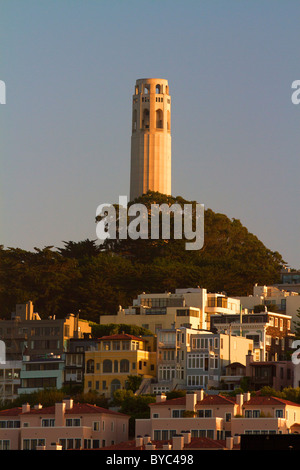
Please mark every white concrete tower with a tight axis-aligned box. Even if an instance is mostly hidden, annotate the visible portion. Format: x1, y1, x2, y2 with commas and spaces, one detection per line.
130, 78, 171, 201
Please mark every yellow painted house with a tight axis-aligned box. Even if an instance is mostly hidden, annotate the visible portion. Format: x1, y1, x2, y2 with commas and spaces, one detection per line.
84, 333, 156, 398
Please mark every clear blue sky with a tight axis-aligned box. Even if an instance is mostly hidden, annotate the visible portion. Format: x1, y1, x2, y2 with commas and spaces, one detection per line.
1, 0, 299, 269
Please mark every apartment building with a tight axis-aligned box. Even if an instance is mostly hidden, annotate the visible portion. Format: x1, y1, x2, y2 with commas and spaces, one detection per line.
18, 354, 65, 395
245, 352, 294, 391
99, 288, 241, 334
0, 398, 129, 450
135, 391, 300, 441
236, 284, 300, 331
84, 333, 156, 398
0, 301, 91, 360
64, 335, 98, 390
152, 327, 253, 394
210, 310, 294, 362
0, 361, 22, 403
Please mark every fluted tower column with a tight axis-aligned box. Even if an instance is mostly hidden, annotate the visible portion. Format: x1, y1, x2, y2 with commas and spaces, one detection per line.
130, 78, 171, 201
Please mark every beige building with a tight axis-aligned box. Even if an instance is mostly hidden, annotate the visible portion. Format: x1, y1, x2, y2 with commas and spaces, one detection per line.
0, 398, 129, 450
130, 78, 171, 201
99, 288, 241, 334
235, 284, 300, 332
135, 391, 300, 441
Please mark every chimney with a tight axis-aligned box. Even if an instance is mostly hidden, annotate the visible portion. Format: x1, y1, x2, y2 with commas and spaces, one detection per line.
55, 402, 66, 427
226, 437, 233, 450
196, 389, 204, 401
181, 431, 191, 444
156, 393, 166, 403
246, 351, 253, 375
163, 443, 172, 450
243, 392, 251, 403
49, 442, 63, 450
172, 435, 184, 451
145, 442, 156, 450
63, 398, 74, 410
185, 392, 197, 412
236, 394, 243, 415
34, 404, 43, 410
135, 436, 143, 448
233, 435, 241, 445
22, 403, 30, 413
143, 435, 151, 445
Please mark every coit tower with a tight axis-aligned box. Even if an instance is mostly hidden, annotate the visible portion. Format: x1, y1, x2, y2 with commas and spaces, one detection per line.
129, 78, 171, 201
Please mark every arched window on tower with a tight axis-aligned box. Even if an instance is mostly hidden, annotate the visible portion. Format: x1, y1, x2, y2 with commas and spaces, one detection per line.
156, 109, 163, 129
156, 84, 161, 94
142, 108, 150, 129
144, 85, 150, 95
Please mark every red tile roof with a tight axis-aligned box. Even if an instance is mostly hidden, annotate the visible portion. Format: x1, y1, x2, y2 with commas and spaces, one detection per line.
0, 407, 22, 417
0, 403, 129, 418
244, 396, 300, 408
99, 437, 239, 451
150, 394, 237, 407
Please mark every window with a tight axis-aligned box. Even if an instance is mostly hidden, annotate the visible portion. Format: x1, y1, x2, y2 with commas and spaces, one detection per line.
275, 409, 284, 418
66, 418, 81, 427
42, 419, 55, 427
253, 410, 260, 418
0, 439, 10, 450
120, 359, 129, 373
172, 409, 185, 418
103, 359, 112, 373
93, 421, 100, 431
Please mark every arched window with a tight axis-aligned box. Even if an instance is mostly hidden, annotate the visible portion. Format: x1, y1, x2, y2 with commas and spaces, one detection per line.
86, 359, 94, 374
144, 85, 150, 95
120, 359, 130, 373
111, 379, 121, 397
156, 84, 161, 94
142, 108, 150, 129
156, 109, 163, 129
103, 359, 112, 373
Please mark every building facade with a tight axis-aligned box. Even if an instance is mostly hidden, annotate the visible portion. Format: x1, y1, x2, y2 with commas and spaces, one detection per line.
135, 391, 300, 441
0, 398, 129, 450
84, 333, 156, 398
99, 288, 241, 334
0, 301, 91, 361
210, 310, 294, 362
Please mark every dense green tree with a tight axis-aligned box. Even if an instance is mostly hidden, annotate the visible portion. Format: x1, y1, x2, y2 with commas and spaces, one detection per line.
0, 192, 287, 320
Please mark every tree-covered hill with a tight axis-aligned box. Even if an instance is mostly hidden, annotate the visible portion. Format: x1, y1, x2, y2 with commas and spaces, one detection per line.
0, 192, 285, 322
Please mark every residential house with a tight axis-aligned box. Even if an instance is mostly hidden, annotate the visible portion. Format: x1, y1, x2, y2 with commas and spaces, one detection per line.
0, 301, 91, 360
0, 398, 130, 450
210, 310, 294, 361
135, 391, 300, 441
0, 361, 22, 403
19, 354, 65, 395
99, 288, 241, 334
84, 333, 156, 398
